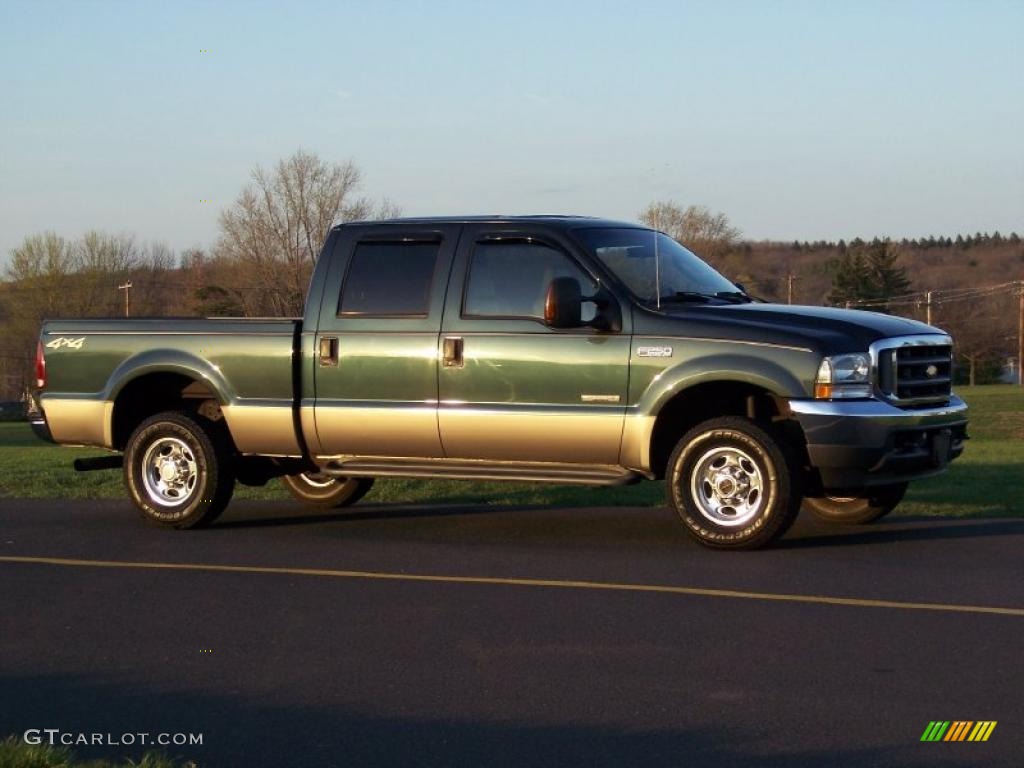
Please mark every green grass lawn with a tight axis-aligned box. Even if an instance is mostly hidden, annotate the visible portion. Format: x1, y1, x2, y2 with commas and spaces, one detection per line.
1, 386, 1020, 517
0, 736, 192, 768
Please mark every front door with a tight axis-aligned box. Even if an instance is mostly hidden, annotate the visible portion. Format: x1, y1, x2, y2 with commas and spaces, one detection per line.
438, 226, 631, 465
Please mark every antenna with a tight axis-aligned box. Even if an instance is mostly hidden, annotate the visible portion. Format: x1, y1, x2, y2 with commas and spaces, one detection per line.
654, 231, 661, 309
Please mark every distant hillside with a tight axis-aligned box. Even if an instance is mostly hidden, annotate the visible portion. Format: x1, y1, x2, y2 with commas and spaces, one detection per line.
712, 233, 1023, 306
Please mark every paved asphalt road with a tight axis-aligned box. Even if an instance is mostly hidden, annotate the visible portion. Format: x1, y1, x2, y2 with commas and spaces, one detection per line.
1, 497, 1022, 768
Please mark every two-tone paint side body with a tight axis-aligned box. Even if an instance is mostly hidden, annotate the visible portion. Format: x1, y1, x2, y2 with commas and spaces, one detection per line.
39, 318, 301, 456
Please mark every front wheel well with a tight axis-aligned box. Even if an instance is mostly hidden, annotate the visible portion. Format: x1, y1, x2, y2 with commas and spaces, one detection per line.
111, 373, 226, 450
648, 381, 805, 479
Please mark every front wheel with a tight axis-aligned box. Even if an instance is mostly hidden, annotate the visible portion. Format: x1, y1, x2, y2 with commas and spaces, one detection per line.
666, 416, 802, 550
123, 410, 235, 529
802, 483, 908, 525
281, 472, 374, 508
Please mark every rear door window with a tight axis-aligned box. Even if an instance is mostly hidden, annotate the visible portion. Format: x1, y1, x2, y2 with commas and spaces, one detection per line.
339, 241, 439, 316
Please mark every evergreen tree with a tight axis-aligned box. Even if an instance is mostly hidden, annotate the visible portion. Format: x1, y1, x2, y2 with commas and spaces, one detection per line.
866, 239, 911, 301
827, 239, 911, 311
827, 252, 873, 306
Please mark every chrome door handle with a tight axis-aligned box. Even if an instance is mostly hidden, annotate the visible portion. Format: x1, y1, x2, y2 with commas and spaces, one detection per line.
442, 336, 464, 368
319, 336, 339, 367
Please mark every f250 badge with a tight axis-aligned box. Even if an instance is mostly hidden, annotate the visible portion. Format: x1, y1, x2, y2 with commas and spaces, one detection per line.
637, 345, 673, 358
45, 337, 86, 350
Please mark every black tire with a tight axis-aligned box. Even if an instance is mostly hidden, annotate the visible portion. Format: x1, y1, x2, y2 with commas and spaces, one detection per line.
281, 472, 374, 508
123, 410, 235, 529
666, 416, 802, 550
802, 483, 908, 525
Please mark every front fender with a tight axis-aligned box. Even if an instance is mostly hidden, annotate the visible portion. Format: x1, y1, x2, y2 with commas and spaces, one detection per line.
620, 352, 815, 473
633, 353, 809, 416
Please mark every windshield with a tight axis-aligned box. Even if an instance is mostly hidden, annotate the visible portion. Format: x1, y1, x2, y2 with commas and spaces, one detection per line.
575, 227, 742, 305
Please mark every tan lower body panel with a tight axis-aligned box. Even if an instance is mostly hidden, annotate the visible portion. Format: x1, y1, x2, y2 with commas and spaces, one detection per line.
439, 406, 625, 464
221, 403, 302, 456
619, 411, 657, 473
41, 397, 113, 448
299, 402, 320, 456
314, 404, 444, 459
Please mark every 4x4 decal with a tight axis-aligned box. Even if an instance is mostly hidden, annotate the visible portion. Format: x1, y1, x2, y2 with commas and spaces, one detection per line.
45, 337, 86, 350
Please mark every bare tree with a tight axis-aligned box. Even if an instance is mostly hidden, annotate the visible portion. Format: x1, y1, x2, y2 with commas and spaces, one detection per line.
74, 231, 143, 314
216, 150, 399, 316
4, 232, 77, 317
937, 302, 1012, 385
639, 201, 741, 261
0, 231, 180, 396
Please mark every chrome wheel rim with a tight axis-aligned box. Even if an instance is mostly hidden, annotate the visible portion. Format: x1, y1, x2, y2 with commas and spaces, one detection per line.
689, 446, 765, 527
299, 472, 337, 489
142, 437, 198, 507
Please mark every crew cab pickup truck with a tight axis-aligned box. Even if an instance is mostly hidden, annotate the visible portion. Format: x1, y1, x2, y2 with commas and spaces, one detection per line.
30, 216, 968, 549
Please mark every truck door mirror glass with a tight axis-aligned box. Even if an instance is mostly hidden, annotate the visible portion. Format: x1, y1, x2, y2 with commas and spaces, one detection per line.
544, 277, 583, 328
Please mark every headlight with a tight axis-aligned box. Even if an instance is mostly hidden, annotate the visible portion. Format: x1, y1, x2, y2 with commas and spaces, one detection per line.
815, 353, 872, 399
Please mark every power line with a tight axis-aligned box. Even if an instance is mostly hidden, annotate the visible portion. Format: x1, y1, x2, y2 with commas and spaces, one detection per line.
848, 282, 1020, 308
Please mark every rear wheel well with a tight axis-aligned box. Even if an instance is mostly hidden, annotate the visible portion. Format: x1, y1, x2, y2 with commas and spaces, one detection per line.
648, 381, 804, 479
111, 373, 224, 450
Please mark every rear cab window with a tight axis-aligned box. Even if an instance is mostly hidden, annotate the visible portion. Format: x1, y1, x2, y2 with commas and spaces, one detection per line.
339, 241, 440, 316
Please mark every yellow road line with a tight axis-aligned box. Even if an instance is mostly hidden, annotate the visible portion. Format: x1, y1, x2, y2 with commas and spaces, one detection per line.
1, 555, 1022, 617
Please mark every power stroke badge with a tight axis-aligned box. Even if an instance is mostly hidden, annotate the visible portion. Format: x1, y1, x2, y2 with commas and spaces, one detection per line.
637, 345, 673, 358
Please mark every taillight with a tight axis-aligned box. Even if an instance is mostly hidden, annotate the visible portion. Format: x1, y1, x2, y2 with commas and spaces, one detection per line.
35, 341, 46, 389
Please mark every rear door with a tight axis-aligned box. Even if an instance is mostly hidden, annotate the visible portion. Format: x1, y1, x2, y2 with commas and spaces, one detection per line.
312, 224, 460, 458
437, 224, 631, 464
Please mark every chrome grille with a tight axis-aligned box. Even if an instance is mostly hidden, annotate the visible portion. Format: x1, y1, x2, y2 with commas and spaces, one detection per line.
873, 335, 954, 407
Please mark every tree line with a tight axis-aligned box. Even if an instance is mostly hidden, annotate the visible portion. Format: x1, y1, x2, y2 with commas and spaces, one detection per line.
2, 156, 1021, 399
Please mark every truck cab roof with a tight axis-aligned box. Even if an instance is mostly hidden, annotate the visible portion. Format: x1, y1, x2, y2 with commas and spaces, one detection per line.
337, 215, 643, 230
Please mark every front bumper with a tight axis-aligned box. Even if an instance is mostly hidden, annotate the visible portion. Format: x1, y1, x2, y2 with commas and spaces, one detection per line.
26, 393, 55, 444
788, 395, 968, 491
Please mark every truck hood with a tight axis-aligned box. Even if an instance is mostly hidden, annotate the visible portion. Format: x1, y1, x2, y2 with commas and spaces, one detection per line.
634, 302, 944, 355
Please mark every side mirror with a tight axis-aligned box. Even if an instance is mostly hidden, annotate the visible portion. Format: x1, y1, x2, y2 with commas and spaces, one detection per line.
544, 277, 582, 328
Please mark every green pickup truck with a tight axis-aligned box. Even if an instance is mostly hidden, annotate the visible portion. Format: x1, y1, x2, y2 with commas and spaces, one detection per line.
30, 216, 968, 549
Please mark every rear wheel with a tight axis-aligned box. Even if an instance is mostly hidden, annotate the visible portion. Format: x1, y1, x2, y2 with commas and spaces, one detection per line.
802, 483, 908, 525
666, 416, 802, 550
281, 472, 374, 508
123, 410, 235, 529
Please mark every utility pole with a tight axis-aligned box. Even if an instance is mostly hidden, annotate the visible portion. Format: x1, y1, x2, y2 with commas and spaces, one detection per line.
118, 280, 132, 318
926, 290, 934, 326
786, 273, 798, 305
1018, 279, 1023, 386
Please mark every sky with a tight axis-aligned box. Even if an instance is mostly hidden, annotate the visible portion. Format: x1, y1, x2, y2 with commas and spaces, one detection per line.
1, 0, 1022, 262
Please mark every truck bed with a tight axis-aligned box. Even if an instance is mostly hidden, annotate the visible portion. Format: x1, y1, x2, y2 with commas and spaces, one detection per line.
38, 317, 302, 454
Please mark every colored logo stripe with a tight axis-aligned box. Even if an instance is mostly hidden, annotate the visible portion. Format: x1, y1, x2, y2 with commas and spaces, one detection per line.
944, 721, 972, 741
921, 721, 996, 742
969, 722, 997, 742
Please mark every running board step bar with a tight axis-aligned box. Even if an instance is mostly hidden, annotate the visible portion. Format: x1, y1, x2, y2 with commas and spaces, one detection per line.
321, 458, 642, 486
73, 455, 124, 472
